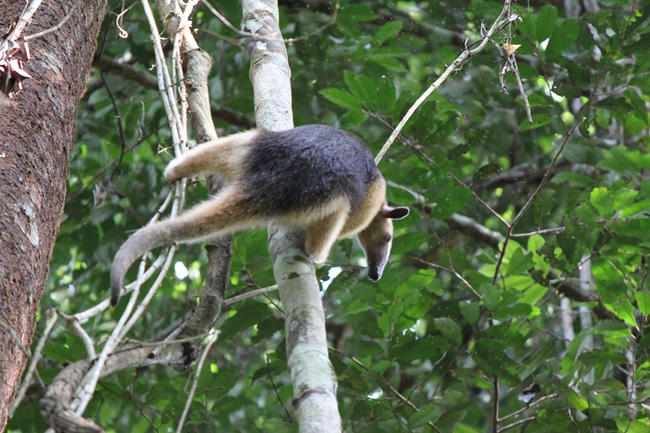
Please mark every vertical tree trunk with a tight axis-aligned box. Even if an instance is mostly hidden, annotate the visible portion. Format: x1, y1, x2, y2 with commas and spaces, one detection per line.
242, 1, 342, 431
0, 2, 106, 430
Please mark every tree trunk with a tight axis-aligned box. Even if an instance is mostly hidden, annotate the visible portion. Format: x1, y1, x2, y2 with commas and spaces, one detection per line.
0, 2, 106, 430
243, 1, 342, 431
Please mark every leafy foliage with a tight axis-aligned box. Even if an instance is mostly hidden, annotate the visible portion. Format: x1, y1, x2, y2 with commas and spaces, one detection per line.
9, 0, 650, 432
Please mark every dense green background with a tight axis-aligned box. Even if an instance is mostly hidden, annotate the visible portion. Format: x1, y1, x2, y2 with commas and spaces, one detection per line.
10, 0, 650, 431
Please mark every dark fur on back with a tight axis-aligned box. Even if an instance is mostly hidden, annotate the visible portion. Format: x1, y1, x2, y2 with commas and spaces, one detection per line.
242, 125, 379, 215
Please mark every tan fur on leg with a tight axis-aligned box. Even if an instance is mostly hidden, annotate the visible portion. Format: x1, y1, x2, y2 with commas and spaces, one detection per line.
164, 130, 259, 183
304, 205, 350, 263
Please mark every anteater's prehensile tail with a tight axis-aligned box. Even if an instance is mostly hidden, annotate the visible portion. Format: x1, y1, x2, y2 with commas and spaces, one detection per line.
110, 222, 176, 306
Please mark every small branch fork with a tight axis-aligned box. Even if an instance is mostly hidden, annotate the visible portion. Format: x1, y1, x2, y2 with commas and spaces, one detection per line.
484, 13, 533, 123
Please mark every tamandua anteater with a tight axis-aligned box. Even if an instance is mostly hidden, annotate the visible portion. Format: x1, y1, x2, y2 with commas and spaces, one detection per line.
110, 125, 409, 305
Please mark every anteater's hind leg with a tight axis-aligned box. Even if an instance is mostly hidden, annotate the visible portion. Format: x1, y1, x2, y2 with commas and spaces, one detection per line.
302, 198, 351, 264
110, 185, 262, 304
164, 130, 259, 183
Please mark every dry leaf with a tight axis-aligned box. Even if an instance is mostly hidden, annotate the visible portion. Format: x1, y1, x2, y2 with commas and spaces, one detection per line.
0, 36, 32, 97
503, 43, 521, 57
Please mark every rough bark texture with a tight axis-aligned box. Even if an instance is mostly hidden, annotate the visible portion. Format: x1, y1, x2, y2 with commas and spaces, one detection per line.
0, 1, 107, 430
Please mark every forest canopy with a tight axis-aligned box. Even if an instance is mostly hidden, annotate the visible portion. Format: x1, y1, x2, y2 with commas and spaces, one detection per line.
7, 0, 650, 432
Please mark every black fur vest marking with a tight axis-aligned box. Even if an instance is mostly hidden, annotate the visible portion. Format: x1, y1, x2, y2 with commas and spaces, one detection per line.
243, 125, 379, 215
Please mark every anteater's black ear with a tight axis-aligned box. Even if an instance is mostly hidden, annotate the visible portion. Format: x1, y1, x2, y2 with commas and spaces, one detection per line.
381, 206, 409, 220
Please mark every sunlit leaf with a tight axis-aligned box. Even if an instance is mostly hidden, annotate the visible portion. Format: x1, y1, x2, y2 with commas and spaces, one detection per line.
536, 5, 558, 42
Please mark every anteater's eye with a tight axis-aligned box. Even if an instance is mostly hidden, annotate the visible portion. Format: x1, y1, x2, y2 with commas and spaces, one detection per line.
384, 234, 392, 243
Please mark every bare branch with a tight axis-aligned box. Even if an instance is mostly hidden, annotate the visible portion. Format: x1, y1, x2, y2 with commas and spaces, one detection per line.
224, 285, 279, 306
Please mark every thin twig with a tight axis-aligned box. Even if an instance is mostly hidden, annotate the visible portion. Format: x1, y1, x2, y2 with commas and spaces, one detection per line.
3, 0, 43, 42
100, 72, 127, 179
24, 0, 81, 41
330, 348, 443, 433
408, 256, 482, 299
499, 393, 559, 422
448, 172, 510, 228
497, 416, 536, 432
266, 354, 292, 422
0, 321, 31, 359
511, 227, 565, 237
176, 331, 220, 433
492, 94, 589, 284
10, 309, 57, 416
59, 311, 96, 359
224, 285, 279, 306
201, 0, 340, 44
492, 376, 500, 432
375, 0, 514, 163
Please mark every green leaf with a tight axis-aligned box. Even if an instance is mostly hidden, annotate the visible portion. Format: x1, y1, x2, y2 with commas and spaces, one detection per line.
613, 188, 638, 212
472, 163, 502, 183
518, 13, 536, 41
580, 348, 628, 368
493, 303, 537, 320
221, 302, 271, 338
506, 247, 533, 276
551, 171, 594, 188
622, 32, 650, 54
519, 284, 548, 305
43, 344, 72, 363
390, 232, 429, 255
568, 390, 588, 411
615, 219, 650, 243
615, 419, 650, 433
344, 71, 379, 111
624, 88, 649, 126
502, 275, 534, 291
536, 5, 558, 42
620, 197, 650, 218
561, 329, 594, 374
520, 114, 552, 130
459, 300, 480, 323
589, 187, 614, 218
557, 232, 577, 263
472, 339, 520, 385
320, 88, 361, 110
434, 317, 462, 346
546, 19, 580, 59
338, 4, 378, 22
574, 204, 600, 230
521, 341, 554, 379
376, 76, 397, 113
339, 109, 368, 127
608, 299, 637, 328
428, 182, 472, 219
407, 407, 438, 430
212, 366, 239, 396
595, 107, 611, 129
435, 408, 468, 431
396, 336, 449, 363
480, 283, 501, 310
375, 21, 403, 44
